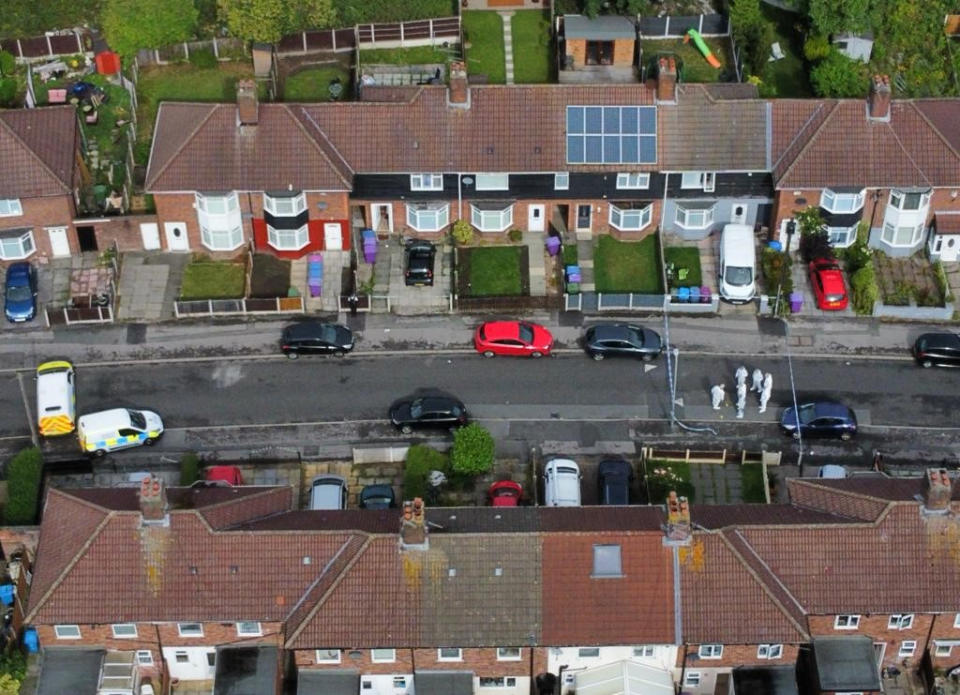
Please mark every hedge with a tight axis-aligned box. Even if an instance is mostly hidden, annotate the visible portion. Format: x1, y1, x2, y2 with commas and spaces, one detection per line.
179, 453, 200, 485
451, 424, 495, 475
404, 445, 449, 500
4, 448, 43, 525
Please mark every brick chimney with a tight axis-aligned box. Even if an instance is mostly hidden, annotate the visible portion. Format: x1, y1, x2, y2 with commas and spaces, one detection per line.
448, 61, 470, 109
139, 475, 168, 523
922, 468, 953, 513
867, 74, 891, 121
656, 57, 677, 104
237, 79, 259, 126
400, 498, 428, 549
663, 490, 691, 545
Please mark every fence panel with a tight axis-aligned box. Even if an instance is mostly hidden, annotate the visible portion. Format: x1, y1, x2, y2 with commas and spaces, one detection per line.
18, 36, 50, 58
45, 305, 113, 326
639, 13, 729, 38
455, 295, 559, 312
48, 34, 81, 55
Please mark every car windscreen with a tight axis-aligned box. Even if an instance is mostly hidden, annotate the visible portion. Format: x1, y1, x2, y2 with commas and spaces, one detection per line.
724, 266, 753, 286
6, 285, 32, 301
797, 404, 816, 425
410, 399, 424, 418
518, 323, 534, 344
318, 324, 337, 342
127, 409, 147, 429
557, 466, 578, 475
825, 292, 845, 302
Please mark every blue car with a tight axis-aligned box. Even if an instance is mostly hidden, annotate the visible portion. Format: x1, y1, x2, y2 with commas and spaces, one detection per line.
4, 262, 37, 323
780, 400, 857, 441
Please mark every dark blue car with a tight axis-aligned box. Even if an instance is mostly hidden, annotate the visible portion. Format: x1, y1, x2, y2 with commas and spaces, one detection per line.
780, 400, 857, 441
4, 262, 37, 323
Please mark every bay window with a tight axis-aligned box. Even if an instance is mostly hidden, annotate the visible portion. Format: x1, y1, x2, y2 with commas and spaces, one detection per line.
675, 203, 715, 229
820, 189, 865, 213
881, 222, 924, 247
826, 226, 856, 247
263, 192, 306, 216
889, 189, 930, 211
608, 203, 652, 231
0, 229, 35, 260
197, 192, 243, 251
470, 203, 513, 232
267, 224, 309, 251
406, 203, 449, 232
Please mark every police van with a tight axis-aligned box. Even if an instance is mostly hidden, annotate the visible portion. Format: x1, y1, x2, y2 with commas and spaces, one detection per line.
36, 361, 77, 436
77, 408, 164, 457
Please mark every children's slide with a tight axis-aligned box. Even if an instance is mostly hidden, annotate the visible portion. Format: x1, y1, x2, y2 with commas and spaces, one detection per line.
684, 28, 722, 68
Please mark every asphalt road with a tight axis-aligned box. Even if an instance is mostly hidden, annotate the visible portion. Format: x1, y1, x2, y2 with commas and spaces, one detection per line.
2, 351, 957, 467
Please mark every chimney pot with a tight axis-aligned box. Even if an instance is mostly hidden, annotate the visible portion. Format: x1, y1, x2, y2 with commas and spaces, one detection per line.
139, 474, 168, 522
657, 57, 677, 104
448, 61, 469, 108
867, 74, 891, 121
237, 79, 259, 126
400, 498, 428, 549
923, 467, 953, 512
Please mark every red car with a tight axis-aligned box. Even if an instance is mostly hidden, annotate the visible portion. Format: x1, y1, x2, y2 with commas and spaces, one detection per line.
809, 258, 849, 311
474, 321, 554, 358
204, 465, 244, 486
488, 480, 523, 506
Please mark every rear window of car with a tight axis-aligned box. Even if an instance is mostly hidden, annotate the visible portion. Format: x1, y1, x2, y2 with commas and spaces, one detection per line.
519, 323, 534, 343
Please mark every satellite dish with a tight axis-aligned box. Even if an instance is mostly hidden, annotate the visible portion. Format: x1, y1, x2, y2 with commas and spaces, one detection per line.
462, 177, 474, 185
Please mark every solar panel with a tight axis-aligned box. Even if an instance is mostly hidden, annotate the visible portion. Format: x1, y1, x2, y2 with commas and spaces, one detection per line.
566, 105, 657, 164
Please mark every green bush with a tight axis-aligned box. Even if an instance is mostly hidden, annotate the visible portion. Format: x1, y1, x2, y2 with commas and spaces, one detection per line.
760, 247, 793, 295
0, 649, 26, 682
450, 424, 495, 476
507, 228, 523, 243
561, 242, 578, 266
934, 261, 954, 302
179, 453, 200, 485
850, 263, 878, 315
404, 445, 449, 500
4, 448, 43, 525
452, 219, 474, 245
886, 280, 911, 306
0, 78, 16, 108
188, 48, 218, 69
842, 228, 872, 274
0, 51, 14, 77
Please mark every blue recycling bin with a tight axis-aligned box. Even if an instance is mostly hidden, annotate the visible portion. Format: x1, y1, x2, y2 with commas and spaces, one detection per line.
768, 240, 782, 252
361, 228, 376, 242
23, 627, 38, 653
677, 286, 691, 303
689, 286, 700, 303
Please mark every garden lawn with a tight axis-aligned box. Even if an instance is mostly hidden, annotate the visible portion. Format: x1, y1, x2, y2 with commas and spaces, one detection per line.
463, 11, 506, 84
465, 246, 523, 296
760, 3, 812, 97
643, 459, 695, 504
740, 464, 768, 503
641, 37, 731, 83
664, 246, 703, 288
360, 46, 450, 65
511, 11, 553, 83
284, 66, 351, 101
594, 235, 662, 293
180, 260, 246, 300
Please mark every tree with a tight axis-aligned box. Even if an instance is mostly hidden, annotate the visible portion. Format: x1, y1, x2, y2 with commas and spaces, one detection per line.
729, 0, 774, 77
217, 0, 336, 43
101, 0, 198, 56
450, 424, 495, 476
808, 0, 870, 35
810, 49, 870, 97
3, 447, 42, 525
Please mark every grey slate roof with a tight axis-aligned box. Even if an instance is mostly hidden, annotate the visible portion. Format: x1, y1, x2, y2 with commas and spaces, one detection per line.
564, 15, 637, 40
298, 670, 361, 695
811, 636, 882, 692
214, 646, 279, 695
37, 648, 104, 695
415, 671, 475, 695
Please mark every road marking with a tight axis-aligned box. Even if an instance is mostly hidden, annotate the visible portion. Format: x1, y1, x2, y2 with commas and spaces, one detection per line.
15, 372, 38, 448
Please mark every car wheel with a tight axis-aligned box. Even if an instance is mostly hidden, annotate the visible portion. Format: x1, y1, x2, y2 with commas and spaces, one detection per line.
286, 352, 299, 360
143, 437, 156, 446
94, 449, 107, 458
334, 350, 347, 358
642, 353, 654, 362
531, 351, 543, 358
792, 431, 801, 440
401, 424, 413, 434
591, 352, 604, 361
921, 359, 933, 368
483, 350, 495, 358
840, 432, 852, 441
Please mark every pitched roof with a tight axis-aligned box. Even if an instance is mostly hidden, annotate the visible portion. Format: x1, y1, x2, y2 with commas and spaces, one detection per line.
145, 103, 353, 192
691, 503, 859, 528
541, 531, 674, 645
0, 106, 77, 197
936, 212, 960, 234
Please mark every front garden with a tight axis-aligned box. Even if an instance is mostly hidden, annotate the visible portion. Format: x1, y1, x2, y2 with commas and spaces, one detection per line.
457, 245, 528, 297
180, 255, 246, 300
593, 235, 662, 294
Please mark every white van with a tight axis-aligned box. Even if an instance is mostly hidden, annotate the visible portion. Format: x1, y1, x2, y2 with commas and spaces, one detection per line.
309, 475, 347, 510
77, 408, 164, 457
718, 224, 757, 303
36, 360, 76, 436
544, 459, 582, 507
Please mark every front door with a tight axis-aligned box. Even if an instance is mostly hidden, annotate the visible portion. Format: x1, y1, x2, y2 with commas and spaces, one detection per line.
374, 205, 393, 234
324, 222, 343, 250
941, 236, 960, 262
585, 41, 613, 66
46, 227, 70, 257
163, 222, 190, 251
528, 205, 545, 232
140, 223, 160, 250
576, 204, 592, 230
731, 204, 748, 225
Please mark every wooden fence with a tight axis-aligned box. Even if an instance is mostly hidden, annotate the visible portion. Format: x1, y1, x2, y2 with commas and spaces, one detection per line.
174, 296, 305, 318
640, 447, 782, 466
134, 37, 246, 67
276, 16, 459, 55
277, 28, 358, 55
0, 30, 92, 61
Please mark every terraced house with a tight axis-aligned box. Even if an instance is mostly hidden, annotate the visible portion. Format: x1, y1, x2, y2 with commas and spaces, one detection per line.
22, 469, 960, 695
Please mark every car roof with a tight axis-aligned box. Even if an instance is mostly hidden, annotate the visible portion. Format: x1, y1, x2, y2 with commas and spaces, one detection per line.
482, 321, 520, 340
284, 321, 337, 340
407, 240, 435, 253
918, 332, 960, 349
78, 408, 134, 431
810, 401, 853, 418
546, 458, 579, 472
818, 268, 846, 293
5, 263, 31, 281
590, 324, 636, 341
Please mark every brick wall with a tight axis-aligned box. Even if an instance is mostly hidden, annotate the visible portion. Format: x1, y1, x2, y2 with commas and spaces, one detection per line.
0, 195, 77, 263
807, 613, 932, 667
36, 620, 282, 652
295, 647, 538, 676
85, 214, 161, 252
929, 612, 960, 668
677, 643, 799, 668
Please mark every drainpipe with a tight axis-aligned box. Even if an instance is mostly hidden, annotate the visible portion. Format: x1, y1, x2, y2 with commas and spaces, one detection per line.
458, 173, 463, 223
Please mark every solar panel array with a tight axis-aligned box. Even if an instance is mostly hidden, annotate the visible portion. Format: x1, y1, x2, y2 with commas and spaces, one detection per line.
566, 105, 657, 165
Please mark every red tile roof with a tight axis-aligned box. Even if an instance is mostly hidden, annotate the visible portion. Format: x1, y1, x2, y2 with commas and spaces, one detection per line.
936, 212, 960, 234
541, 532, 674, 645
0, 106, 77, 196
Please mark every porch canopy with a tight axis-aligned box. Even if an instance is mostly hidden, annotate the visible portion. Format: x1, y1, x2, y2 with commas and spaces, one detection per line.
574, 659, 675, 695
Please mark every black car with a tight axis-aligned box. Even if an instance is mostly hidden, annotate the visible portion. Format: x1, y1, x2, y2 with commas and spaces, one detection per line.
779, 400, 857, 441
913, 332, 960, 368
583, 324, 663, 361
389, 392, 467, 434
597, 458, 633, 505
405, 240, 436, 286
280, 321, 354, 359
359, 484, 397, 509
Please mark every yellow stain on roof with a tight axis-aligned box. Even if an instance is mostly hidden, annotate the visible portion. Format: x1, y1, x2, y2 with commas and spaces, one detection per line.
679, 539, 706, 572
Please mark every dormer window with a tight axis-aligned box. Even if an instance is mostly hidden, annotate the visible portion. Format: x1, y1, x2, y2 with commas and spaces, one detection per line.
263, 192, 306, 217
820, 189, 865, 213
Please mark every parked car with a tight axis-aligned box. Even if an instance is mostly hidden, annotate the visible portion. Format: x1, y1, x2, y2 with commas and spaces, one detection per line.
280, 321, 354, 359
913, 332, 960, 368
488, 480, 523, 507
583, 323, 662, 361
204, 465, 244, 486
597, 458, 633, 505
389, 392, 467, 434
359, 484, 396, 509
474, 320, 554, 358
779, 400, 857, 441
309, 475, 347, 510
808, 258, 849, 311
4, 261, 37, 323
405, 240, 436, 286
543, 458, 581, 507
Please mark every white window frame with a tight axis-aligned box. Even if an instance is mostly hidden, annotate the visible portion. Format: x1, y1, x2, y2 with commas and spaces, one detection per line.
881, 221, 924, 247
680, 172, 714, 191
675, 203, 715, 229
236, 621, 262, 636
821, 188, 865, 213
0, 229, 36, 260
591, 544, 624, 577
889, 189, 931, 211
470, 203, 513, 232
835, 615, 861, 629
497, 647, 522, 661
578, 647, 601, 658
410, 174, 443, 191
888, 614, 914, 630
372, 648, 396, 663
263, 192, 306, 217
175, 651, 189, 663
826, 225, 857, 248
554, 173, 569, 190
177, 622, 203, 637
392, 677, 407, 689
935, 642, 955, 657
616, 173, 650, 190
0, 199, 23, 217
698, 644, 723, 659
111, 623, 137, 639
315, 649, 341, 664
684, 672, 701, 687
954, 613, 960, 628
136, 650, 154, 666
438, 647, 462, 661
632, 646, 655, 658
267, 223, 309, 251
609, 204, 652, 232
406, 203, 449, 232
475, 173, 509, 191
54, 624, 81, 639
757, 644, 783, 659
479, 678, 517, 688
899, 640, 917, 658
197, 192, 243, 252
